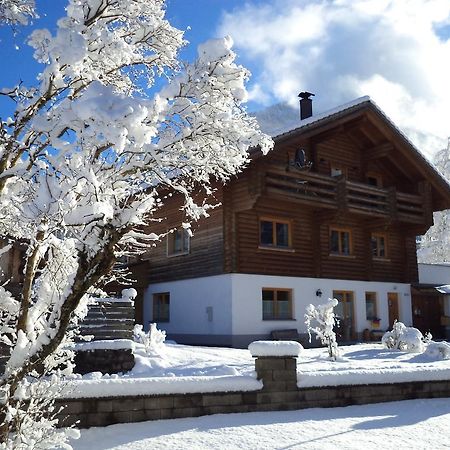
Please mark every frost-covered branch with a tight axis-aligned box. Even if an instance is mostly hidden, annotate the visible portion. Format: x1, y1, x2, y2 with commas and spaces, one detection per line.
0, 0, 35, 26
0, 0, 272, 445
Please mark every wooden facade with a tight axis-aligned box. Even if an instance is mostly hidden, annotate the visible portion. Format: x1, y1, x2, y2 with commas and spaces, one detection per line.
136, 100, 450, 294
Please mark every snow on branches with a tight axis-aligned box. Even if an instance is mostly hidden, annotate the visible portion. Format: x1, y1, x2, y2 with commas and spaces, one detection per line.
305, 298, 340, 361
0, 0, 35, 26
0, 0, 272, 446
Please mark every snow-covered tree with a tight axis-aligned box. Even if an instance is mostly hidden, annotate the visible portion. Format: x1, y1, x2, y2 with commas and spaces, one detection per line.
305, 298, 340, 361
0, 0, 272, 445
417, 140, 450, 263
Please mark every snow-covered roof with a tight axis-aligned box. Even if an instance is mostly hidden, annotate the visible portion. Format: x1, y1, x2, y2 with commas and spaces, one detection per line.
418, 262, 450, 268
268, 96, 450, 196
436, 285, 450, 294
270, 96, 371, 139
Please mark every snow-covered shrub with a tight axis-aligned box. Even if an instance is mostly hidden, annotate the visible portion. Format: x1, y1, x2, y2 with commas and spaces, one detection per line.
382, 321, 425, 353
424, 341, 450, 360
305, 298, 340, 360
121, 288, 137, 303
133, 323, 166, 355
0, 375, 80, 450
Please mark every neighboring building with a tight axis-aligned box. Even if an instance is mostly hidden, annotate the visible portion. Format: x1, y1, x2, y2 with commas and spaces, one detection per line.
412, 263, 450, 339
131, 95, 450, 348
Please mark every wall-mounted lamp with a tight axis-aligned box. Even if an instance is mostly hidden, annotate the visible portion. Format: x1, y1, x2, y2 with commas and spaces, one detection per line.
316, 289, 323, 298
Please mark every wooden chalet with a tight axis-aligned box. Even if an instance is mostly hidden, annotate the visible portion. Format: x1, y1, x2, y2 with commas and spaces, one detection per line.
131, 95, 450, 348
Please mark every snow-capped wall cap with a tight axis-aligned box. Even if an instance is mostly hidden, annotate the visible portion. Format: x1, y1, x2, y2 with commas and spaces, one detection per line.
73, 339, 135, 351
248, 340, 303, 357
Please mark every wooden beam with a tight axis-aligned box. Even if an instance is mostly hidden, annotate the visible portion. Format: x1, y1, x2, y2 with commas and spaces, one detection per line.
418, 180, 433, 228
363, 142, 394, 161
311, 213, 322, 277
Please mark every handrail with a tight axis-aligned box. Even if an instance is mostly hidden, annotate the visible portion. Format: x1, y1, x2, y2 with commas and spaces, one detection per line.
264, 167, 424, 222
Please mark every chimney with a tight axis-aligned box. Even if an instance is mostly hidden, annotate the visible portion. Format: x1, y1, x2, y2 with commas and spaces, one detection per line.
298, 91, 315, 120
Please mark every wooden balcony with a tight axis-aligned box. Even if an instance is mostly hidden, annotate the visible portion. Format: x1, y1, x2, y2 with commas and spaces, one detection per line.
265, 166, 425, 224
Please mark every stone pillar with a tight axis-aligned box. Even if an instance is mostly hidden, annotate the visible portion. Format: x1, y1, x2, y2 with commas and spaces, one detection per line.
249, 341, 302, 392
255, 355, 298, 392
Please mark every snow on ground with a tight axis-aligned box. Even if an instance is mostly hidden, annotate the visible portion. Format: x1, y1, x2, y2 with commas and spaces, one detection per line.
62, 342, 450, 398
296, 344, 450, 387
85, 342, 450, 381
71, 398, 450, 450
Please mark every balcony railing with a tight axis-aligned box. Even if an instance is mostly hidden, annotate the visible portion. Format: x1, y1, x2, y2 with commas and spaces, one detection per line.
265, 166, 424, 223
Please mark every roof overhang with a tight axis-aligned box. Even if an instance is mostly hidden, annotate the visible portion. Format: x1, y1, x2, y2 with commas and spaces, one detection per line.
412, 283, 450, 294
251, 96, 450, 212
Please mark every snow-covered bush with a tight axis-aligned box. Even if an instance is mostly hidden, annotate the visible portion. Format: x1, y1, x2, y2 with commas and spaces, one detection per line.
382, 321, 425, 353
121, 288, 137, 303
305, 298, 340, 360
133, 323, 166, 355
424, 341, 450, 360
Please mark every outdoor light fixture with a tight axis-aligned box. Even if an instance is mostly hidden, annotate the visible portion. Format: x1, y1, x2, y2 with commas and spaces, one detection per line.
316, 289, 322, 297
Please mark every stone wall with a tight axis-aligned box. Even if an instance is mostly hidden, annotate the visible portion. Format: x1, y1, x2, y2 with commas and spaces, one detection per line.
74, 349, 135, 375
57, 353, 450, 429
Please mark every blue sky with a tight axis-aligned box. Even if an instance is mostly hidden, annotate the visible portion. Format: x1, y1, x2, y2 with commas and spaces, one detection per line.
1, 0, 450, 158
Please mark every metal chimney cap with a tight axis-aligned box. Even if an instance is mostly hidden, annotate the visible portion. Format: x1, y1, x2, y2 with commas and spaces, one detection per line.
298, 91, 315, 99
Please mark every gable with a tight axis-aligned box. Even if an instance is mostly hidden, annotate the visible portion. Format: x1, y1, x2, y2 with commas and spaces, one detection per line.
257, 99, 450, 212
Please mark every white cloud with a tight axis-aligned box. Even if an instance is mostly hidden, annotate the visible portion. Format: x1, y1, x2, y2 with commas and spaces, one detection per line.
218, 0, 450, 158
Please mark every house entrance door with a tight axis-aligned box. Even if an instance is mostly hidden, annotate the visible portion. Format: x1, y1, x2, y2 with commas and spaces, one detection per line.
333, 291, 355, 341
388, 292, 399, 328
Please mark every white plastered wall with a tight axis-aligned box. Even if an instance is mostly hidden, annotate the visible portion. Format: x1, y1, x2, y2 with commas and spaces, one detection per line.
230, 274, 412, 336
143, 274, 233, 336
144, 273, 412, 338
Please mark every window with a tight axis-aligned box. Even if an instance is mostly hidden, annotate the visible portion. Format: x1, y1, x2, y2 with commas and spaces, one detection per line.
365, 292, 378, 320
371, 233, 387, 258
167, 229, 190, 256
259, 218, 291, 249
262, 288, 293, 320
366, 172, 383, 188
153, 292, 170, 322
329, 227, 352, 256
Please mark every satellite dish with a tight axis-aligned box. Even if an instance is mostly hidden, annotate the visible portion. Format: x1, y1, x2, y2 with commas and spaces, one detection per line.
295, 148, 306, 167
287, 148, 312, 171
